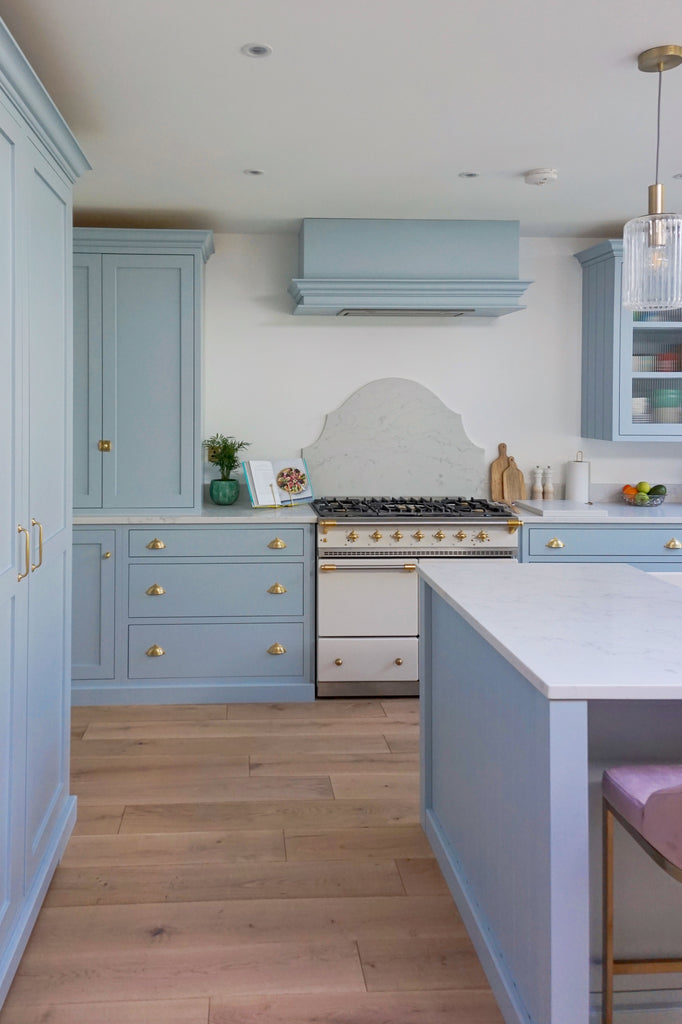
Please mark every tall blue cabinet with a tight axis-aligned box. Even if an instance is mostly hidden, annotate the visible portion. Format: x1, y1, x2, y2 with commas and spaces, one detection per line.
73, 229, 214, 512
0, 19, 89, 1007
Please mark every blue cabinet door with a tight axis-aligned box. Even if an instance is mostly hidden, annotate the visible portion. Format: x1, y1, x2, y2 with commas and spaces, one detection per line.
72, 529, 116, 680
73, 254, 102, 508
101, 254, 196, 509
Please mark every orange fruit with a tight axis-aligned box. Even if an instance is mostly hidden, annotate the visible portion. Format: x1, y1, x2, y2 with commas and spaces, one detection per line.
622, 484, 637, 495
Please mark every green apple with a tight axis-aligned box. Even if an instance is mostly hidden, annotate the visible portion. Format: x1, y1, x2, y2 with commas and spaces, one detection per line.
633, 491, 650, 504
636, 481, 651, 493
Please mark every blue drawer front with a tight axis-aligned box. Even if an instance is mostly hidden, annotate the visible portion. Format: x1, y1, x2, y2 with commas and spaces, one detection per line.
128, 622, 304, 679
527, 526, 682, 559
128, 527, 304, 557
128, 562, 303, 617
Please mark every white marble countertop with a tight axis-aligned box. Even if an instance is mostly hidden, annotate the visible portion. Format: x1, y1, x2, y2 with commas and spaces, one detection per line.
73, 498, 317, 525
514, 498, 682, 523
419, 559, 682, 700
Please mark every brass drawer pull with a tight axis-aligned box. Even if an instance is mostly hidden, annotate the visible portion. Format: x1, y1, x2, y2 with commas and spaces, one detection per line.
146, 537, 166, 550
268, 537, 287, 549
546, 537, 565, 549
267, 642, 287, 655
268, 582, 287, 594
145, 644, 165, 657
394, 657, 404, 666
664, 538, 682, 550
334, 658, 343, 666
146, 583, 166, 596
30, 518, 43, 572
98, 440, 111, 452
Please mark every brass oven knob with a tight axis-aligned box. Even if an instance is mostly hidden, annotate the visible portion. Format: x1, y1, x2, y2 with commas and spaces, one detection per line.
347, 530, 359, 542
394, 657, 404, 666
370, 530, 383, 541
434, 530, 446, 541
145, 583, 166, 596
476, 531, 490, 542
391, 530, 403, 541
268, 537, 287, 549
412, 530, 425, 541
455, 530, 467, 541
334, 658, 343, 666
146, 537, 166, 550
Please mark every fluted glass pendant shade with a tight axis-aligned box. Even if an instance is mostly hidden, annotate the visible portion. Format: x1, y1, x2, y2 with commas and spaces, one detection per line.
623, 210, 682, 311
622, 45, 682, 312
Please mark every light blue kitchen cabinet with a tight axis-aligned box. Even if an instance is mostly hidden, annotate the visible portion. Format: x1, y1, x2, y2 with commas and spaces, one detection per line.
519, 522, 682, 571
0, 18, 89, 1008
72, 529, 116, 679
71, 522, 316, 705
575, 240, 682, 441
73, 229, 214, 512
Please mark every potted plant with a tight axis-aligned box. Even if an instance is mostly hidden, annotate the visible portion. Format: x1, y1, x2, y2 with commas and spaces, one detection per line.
203, 433, 250, 505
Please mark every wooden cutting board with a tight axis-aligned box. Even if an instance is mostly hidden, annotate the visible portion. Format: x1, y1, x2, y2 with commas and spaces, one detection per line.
489, 443, 510, 501
502, 457, 527, 503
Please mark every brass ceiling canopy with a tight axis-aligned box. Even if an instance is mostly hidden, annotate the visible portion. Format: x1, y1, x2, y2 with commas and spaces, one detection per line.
637, 44, 682, 73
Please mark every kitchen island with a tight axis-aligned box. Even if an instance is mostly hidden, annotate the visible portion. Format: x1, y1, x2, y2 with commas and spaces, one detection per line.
418, 561, 682, 1024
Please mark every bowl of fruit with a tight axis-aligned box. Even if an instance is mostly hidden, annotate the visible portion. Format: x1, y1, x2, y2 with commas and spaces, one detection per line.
622, 482, 666, 506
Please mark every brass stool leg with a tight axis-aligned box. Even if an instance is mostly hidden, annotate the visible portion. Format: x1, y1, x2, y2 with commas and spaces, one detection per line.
602, 800, 614, 1024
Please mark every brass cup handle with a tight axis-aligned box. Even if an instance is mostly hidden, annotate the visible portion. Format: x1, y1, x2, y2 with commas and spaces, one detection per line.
268, 537, 287, 549
146, 583, 166, 596
268, 583, 287, 594
30, 518, 43, 572
17, 525, 30, 582
146, 538, 166, 550
145, 644, 165, 657
267, 642, 287, 655
546, 537, 565, 549
664, 538, 682, 550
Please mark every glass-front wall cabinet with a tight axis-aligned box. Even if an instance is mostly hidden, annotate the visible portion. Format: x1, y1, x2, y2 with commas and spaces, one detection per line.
576, 241, 682, 441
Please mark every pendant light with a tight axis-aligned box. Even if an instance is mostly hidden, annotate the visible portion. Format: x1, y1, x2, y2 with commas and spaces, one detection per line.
622, 45, 682, 311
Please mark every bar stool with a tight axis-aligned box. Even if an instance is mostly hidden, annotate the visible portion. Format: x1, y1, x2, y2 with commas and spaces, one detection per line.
602, 764, 682, 1024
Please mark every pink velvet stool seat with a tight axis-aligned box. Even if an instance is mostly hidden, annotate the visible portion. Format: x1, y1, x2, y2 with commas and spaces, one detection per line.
601, 764, 682, 1024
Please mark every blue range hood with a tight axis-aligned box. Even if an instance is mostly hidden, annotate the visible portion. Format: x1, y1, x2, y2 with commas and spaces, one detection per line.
288, 218, 532, 317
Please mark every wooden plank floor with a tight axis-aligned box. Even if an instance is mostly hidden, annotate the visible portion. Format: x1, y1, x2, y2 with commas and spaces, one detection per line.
0, 699, 504, 1024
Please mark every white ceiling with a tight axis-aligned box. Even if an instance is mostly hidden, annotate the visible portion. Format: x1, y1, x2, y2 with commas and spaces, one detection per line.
2, 0, 682, 236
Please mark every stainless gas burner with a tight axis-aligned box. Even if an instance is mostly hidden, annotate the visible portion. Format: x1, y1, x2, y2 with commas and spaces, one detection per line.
310, 496, 517, 519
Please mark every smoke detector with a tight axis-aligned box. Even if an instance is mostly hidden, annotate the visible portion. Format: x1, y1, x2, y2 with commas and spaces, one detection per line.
524, 168, 558, 186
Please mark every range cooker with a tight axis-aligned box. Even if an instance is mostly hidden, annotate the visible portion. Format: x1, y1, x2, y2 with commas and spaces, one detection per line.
311, 496, 522, 697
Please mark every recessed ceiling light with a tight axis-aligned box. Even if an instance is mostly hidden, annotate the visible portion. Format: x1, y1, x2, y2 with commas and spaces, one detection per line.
243, 169, 265, 176
240, 43, 272, 58
458, 171, 480, 178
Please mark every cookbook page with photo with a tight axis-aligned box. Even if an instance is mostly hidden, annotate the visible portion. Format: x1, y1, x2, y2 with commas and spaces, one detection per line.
242, 458, 313, 507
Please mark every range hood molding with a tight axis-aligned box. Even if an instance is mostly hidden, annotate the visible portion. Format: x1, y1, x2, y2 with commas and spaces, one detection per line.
288, 218, 532, 318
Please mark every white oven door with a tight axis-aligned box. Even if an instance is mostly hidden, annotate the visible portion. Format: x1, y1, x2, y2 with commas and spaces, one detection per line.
317, 557, 419, 637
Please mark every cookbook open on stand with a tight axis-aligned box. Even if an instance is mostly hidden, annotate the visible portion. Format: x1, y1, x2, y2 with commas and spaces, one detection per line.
242, 458, 314, 508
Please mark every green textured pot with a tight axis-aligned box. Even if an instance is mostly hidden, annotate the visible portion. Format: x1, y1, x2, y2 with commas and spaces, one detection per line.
209, 479, 239, 505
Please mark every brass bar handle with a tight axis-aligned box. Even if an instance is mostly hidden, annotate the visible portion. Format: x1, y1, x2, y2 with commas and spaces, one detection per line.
146, 583, 166, 596
268, 537, 287, 549
31, 518, 43, 572
146, 538, 166, 550
546, 537, 565, 549
507, 519, 523, 535
267, 642, 287, 655
664, 538, 682, 550
17, 525, 30, 582
320, 563, 417, 572
145, 644, 165, 657
268, 583, 287, 594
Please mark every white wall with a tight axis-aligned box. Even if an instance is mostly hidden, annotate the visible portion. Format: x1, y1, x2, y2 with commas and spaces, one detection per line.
203, 233, 682, 497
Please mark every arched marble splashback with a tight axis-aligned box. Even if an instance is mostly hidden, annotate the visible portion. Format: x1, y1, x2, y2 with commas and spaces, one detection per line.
302, 378, 487, 497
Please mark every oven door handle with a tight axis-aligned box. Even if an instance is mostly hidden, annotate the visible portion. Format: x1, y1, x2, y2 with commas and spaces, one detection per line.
319, 563, 417, 572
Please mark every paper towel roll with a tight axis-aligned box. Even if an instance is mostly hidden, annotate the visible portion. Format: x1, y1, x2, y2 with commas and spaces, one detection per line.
565, 454, 590, 503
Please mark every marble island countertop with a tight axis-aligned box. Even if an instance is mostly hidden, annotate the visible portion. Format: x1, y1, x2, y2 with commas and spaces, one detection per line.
419, 559, 682, 701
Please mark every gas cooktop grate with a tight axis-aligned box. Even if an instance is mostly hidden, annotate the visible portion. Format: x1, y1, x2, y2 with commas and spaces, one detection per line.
311, 496, 517, 519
